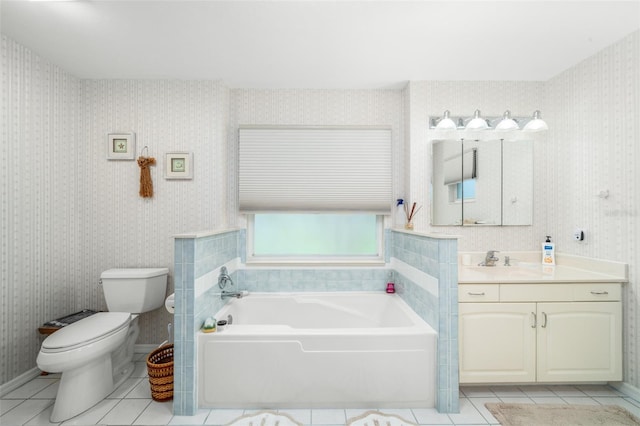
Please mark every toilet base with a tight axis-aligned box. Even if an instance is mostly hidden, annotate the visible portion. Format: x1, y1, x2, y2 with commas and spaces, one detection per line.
48, 318, 139, 422
51, 353, 115, 422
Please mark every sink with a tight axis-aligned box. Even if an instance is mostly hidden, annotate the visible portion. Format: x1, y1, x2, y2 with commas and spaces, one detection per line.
462, 264, 544, 278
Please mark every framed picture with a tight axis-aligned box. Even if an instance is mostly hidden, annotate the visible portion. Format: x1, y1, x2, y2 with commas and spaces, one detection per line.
107, 132, 136, 160
165, 152, 193, 179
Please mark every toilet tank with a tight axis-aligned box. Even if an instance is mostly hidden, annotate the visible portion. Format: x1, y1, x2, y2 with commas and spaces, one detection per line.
100, 268, 169, 313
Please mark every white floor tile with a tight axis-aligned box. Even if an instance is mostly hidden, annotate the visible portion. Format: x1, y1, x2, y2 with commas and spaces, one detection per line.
278, 409, 312, 425
1, 398, 24, 414
203, 408, 246, 425
576, 385, 623, 397
108, 378, 143, 399
550, 385, 587, 397
518, 385, 555, 397
32, 381, 60, 399
411, 407, 453, 425
169, 408, 211, 425
3, 379, 59, 399
460, 386, 495, 398
490, 386, 526, 398
528, 396, 567, 405
131, 362, 149, 378
24, 404, 61, 426
311, 409, 346, 425
468, 397, 501, 424
126, 379, 152, 399
60, 398, 119, 425
100, 399, 150, 425
133, 400, 174, 425
446, 398, 487, 425
0, 399, 53, 426
497, 397, 534, 404
560, 397, 601, 405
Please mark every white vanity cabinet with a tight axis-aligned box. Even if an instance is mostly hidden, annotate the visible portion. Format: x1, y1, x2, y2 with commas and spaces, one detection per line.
459, 282, 622, 384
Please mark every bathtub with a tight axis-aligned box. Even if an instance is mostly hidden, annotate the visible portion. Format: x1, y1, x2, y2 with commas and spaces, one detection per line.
197, 292, 436, 408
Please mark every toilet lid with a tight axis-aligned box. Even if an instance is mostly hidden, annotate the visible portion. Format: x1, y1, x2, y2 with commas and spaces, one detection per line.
42, 312, 131, 350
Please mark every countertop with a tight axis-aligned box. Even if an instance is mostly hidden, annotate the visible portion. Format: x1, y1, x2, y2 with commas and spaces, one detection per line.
458, 252, 628, 284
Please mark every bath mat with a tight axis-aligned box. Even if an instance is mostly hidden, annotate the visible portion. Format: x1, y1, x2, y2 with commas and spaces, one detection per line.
346, 410, 417, 426
225, 410, 303, 426
485, 403, 640, 426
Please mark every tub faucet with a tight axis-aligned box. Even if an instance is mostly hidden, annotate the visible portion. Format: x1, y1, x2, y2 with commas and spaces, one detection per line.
479, 250, 500, 267
218, 266, 233, 289
221, 290, 245, 300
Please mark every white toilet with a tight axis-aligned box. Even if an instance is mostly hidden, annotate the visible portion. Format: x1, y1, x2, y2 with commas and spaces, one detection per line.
37, 268, 169, 422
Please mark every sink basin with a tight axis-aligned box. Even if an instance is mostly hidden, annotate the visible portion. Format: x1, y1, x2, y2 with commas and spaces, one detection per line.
462, 264, 544, 278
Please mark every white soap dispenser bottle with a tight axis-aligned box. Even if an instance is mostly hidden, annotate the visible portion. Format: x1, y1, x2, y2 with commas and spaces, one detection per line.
542, 235, 556, 265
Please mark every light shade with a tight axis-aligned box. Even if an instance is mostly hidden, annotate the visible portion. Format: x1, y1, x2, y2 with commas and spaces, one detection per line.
466, 109, 489, 130
435, 110, 458, 130
523, 110, 549, 132
496, 110, 519, 131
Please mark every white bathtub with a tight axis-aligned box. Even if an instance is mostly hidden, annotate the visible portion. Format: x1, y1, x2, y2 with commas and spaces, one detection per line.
197, 292, 436, 408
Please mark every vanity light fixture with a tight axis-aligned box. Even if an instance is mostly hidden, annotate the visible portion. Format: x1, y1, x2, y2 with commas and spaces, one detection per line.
495, 110, 519, 131
434, 110, 458, 130
465, 110, 489, 130
522, 110, 549, 132
429, 110, 548, 132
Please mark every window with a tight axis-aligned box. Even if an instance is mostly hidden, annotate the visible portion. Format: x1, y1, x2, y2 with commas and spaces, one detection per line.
457, 179, 477, 201
248, 213, 383, 263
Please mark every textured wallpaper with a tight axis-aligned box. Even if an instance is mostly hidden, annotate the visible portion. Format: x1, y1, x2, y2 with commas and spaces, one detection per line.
1, 35, 230, 384
2, 30, 639, 395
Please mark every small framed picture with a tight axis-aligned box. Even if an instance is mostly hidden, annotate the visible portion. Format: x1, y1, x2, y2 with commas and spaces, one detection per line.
165, 152, 193, 179
107, 133, 136, 160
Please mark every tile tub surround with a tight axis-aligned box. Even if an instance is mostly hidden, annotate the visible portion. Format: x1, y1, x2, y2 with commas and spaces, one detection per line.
173, 228, 459, 415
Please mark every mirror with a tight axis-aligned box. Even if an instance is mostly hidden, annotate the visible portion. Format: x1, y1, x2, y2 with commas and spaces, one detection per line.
430, 138, 533, 226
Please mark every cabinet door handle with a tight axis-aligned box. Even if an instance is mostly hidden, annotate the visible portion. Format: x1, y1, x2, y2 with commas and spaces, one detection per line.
531, 312, 537, 328
467, 292, 485, 296
590, 291, 609, 295
541, 312, 548, 328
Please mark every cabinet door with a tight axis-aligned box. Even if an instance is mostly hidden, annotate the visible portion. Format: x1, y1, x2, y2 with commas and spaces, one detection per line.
459, 303, 536, 383
537, 302, 622, 382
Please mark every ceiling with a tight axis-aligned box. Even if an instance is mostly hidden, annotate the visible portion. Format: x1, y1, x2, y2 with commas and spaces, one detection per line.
2, 0, 639, 89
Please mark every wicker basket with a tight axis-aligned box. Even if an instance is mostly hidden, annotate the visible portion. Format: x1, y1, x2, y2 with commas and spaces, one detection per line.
146, 344, 174, 402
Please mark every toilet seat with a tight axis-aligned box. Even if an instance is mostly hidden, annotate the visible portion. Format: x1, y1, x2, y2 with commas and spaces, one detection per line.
42, 312, 131, 353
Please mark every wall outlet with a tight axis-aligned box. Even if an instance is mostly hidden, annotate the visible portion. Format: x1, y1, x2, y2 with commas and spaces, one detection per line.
573, 228, 585, 241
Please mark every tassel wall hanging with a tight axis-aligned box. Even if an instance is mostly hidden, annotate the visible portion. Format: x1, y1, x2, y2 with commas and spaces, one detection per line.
137, 146, 156, 198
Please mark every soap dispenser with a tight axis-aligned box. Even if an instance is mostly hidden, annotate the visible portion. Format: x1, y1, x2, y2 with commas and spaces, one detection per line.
386, 271, 395, 294
542, 236, 556, 265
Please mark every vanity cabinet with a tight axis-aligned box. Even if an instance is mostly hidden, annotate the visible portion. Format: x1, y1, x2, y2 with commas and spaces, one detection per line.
459, 283, 622, 384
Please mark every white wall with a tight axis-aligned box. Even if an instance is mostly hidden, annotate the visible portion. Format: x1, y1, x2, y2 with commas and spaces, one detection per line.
1, 35, 230, 384
2, 30, 639, 392
543, 31, 639, 388
408, 31, 640, 390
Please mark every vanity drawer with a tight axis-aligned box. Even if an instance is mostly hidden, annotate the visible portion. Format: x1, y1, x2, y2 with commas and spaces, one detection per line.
573, 283, 621, 301
459, 284, 499, 302
500, 284, 574, 302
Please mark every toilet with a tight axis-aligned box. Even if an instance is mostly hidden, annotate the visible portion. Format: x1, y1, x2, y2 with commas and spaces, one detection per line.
37, 268, 169, 422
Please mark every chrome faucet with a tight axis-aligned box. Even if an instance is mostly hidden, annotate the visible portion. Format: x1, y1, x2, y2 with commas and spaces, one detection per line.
221, 290, 244, 300
218, 266, 233, 289
479, 250, 500, 267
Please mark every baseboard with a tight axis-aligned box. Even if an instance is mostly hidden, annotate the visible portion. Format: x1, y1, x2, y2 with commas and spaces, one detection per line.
135, 343, 166, 354
611, 381, 640, 402
0, 367, 41, 398
1, 345, 167, 397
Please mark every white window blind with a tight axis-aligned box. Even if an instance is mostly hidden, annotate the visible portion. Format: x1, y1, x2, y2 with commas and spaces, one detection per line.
239, 126, 392, 213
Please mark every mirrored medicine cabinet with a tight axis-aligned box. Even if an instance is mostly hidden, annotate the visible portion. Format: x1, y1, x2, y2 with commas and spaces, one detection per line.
430, 138, 533, 226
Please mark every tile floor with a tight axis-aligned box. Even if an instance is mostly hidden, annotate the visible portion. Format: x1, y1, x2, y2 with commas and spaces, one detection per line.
3, 353, 640, 425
